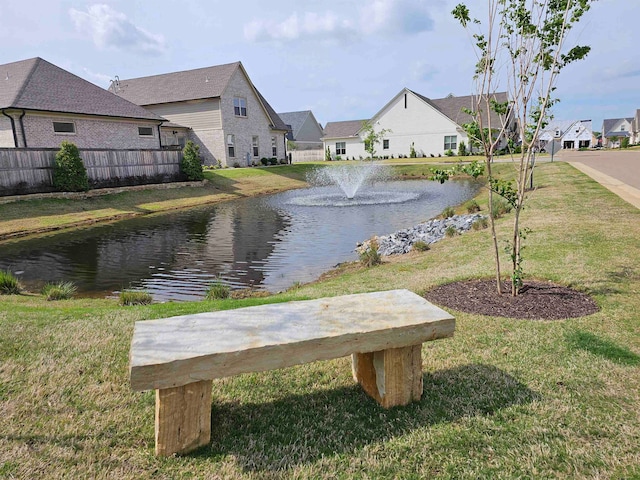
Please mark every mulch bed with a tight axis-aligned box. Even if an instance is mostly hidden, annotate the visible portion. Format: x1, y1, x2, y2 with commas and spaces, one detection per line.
423, 279, 600, 320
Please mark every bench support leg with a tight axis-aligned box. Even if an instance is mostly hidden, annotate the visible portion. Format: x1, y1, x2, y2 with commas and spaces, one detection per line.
155, 380, 212, 456
352, 344, 423, 408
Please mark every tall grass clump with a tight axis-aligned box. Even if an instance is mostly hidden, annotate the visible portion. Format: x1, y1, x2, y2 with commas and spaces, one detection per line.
491, 197, 513, 219
205, 279, 231, 300
465, 199, 481, 213
119, 289, 153, 306
472, 217, 489, 230
413, 240, 430, 252
441, 206, 455, 218
0, 269, 21, 295
359, 237, 382, 267
41, 281, 77, 301
445, 225, 458, 237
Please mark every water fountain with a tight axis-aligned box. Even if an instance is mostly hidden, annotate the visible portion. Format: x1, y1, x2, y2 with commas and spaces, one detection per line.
288, 163, 421, 207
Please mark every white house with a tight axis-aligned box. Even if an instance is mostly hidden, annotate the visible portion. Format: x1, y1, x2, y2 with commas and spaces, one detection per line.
322, 88, 512, 160
602, 117, 633, 148
539, 119, 593, 152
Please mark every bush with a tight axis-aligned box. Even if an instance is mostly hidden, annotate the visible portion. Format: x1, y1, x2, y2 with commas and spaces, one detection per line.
621, 137, 630, 149
205, 279, 230, 300
269, 158, 278, 165
444, 149, 454, 157
445, 225, 458, 237
409, 142, 417, 158
491, 197, 513, 219
458, 141, 467, 156
260, 157, 269, 166
42, 281, 77, 301
53, 141, 89, 192
232, 162, 241, 168
0, 270, 21, 295
472, 217, 489, 230
441, 206, 455, 218
119, 290, 153, 306
413, 240, 430, 252
359, 238, 382, 267
465, 199, 481, 213
180, 141, 204, 181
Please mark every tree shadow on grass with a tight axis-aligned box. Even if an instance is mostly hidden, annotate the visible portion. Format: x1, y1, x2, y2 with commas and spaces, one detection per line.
566, 330, 640, 366
201, 363, 539, 472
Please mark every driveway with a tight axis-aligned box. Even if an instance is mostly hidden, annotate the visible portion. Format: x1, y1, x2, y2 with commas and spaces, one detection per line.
555, 149, 640, 209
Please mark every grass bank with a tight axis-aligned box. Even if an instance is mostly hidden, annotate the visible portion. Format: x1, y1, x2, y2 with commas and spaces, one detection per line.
1, 162, 639, 478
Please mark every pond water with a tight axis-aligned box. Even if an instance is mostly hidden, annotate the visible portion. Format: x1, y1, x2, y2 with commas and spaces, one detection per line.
0, 178, 481, 301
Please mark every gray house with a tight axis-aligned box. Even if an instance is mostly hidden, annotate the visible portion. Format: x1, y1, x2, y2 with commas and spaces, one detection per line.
602, 117, 633, 148
0, 57, 165, 149
278, 110, 324, 150
111, 62, 288, 166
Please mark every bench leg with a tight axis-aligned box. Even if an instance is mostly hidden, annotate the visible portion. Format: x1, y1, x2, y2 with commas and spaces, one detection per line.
155, 380, 212, 456
352, 344, 423, 408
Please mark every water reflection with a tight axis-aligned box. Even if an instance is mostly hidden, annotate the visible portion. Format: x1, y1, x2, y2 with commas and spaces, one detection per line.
0, 179, 480, 301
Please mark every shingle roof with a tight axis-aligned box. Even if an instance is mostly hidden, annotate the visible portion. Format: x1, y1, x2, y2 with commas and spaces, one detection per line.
111, 62, 240, 106
603, 118, 633, 136
425, 91, 509, 128
255, 89, 288, 131
323, 119, 367, 139
278, 111, 310, 137
0, 57, 163, 121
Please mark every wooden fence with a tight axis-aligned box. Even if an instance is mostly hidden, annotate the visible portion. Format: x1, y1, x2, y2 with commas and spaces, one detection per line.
290, 149, 325, 163
0, 148, 183, 196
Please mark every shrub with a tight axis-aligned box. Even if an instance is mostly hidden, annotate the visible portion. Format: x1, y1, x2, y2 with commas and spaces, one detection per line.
621, 137, 630, 149
445, 225, 458, 237
53, 141, 89, 192
260, 157, 269, 166
232, 162, 241, 168
413, 240, 430, 252
441, 206, 455, 218
119, 289, 152, 306
0, 270, 21, 295
42, 281, 77, 301
472, 217, 489, 230
465, 199, 481, 213
325, 147, 332, 161
458, 141, 467, 156
491, 197, 513, 219
359, 237, 382, 267
444, 149, 454, 157
205, 279, 230, 300
409, 142, 417, 158
180, 141, 204, 181
269, 158, 278, 165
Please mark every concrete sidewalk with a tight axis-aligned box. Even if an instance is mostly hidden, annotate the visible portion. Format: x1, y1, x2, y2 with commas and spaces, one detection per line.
556, 150, 640, 209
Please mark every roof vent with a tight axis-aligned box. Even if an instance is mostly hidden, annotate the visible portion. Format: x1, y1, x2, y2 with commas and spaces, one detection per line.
5, 72, 8, 81
205, 76, 210, 83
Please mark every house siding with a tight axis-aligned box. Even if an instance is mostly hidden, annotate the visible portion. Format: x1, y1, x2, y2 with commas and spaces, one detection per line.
20, 113, 160, 149
146, 99, 222, 130
0, 116, 14, 147
220, 68, 286, 166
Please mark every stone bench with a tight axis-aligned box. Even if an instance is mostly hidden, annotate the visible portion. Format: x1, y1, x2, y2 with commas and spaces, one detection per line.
129, 289, 455, 456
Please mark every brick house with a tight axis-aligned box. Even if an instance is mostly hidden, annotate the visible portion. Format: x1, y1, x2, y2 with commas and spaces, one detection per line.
110, 62, 288, 167
0, 57, 165, 149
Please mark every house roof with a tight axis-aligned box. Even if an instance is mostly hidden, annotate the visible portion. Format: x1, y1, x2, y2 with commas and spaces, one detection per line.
112, 61, 287, 131
0, 57, 163, 121
425, 91, 509, 128
323, 119, 367, 139
111, 62, 240, 106
603, 117, 633, 136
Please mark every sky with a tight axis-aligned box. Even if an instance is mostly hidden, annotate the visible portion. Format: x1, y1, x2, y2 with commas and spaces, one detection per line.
1, 0, 638, 132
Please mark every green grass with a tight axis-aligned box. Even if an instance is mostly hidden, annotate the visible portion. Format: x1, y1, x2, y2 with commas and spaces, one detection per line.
0, 162, 639, 478
41, 281, 77, 301
119, 289, 153, 306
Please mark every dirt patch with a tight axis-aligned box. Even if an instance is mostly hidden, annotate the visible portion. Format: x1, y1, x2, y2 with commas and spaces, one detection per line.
424, 279, 599, 320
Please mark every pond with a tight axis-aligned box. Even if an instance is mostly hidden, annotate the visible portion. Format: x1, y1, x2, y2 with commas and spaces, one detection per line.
0, 178, 481, 301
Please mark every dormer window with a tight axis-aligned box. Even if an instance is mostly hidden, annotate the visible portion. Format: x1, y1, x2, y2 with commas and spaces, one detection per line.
234, 97, 247, 117
620, 125, 625, 131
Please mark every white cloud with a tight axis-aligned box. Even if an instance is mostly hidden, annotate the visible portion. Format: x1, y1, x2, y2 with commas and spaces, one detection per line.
69, 4, 166, 55
244, 0, 434, 43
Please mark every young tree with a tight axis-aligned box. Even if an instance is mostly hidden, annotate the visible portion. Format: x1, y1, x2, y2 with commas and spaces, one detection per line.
180, 140, 204, 181
361, 121, 391, 160
448, 0, 593, 296
53, 141, 89, 192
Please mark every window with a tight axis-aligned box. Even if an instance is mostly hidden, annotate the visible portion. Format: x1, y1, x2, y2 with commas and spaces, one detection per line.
252, 136, 259, 157
404, 93, 407, 109
227, 134, 235, 157
138, 126, 154, 137
271, 136, 277, 156
234, 97, 247, 117
53, 121, 75, 134
335, 142, 346, 155
383, 139, 389, 150
620, 125, 625, 131
444, 135, 457, 151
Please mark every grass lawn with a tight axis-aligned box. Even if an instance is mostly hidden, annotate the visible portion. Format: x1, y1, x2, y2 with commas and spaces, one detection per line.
0, 162, 639, 478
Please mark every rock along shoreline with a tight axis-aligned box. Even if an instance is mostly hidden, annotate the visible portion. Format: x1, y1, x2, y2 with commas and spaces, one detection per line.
357, 213, 486, 256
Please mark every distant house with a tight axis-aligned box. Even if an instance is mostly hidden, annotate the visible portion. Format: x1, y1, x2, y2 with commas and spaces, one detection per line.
111, 62, 288, 166
322, 88, 513, 159
602, 117, 633, 148
0, 57, 165, 149
539, 119, 593, 152
278, 110, 324, 150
